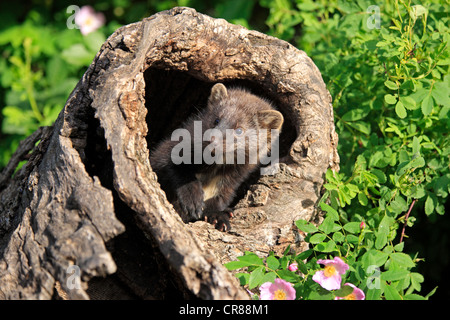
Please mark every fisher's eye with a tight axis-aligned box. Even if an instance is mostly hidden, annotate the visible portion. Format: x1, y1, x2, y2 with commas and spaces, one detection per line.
234, 127, 244, 136
214, 118, 220, 126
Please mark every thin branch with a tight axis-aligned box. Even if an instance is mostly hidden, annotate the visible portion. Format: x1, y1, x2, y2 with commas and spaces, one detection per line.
399, 199, 416, 243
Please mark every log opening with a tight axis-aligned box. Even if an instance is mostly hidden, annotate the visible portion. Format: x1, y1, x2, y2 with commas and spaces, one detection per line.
144, 67, 298, 208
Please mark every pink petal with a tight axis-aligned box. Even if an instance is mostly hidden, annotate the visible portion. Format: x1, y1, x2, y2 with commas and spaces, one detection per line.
317, 257, 349, 275
288, 262, 298, 272
335, 283, 366, 300
274, 278, 296, 300
312, 270, 342, 291
333, 257, 349, 274
259, 282, 274, 300
74, 6, 105, 35
345, 283, 365, 300
259, 279, 296, 300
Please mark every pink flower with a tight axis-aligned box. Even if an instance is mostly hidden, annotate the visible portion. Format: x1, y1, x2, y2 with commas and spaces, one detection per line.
260, 278, 296, 300
288, 262, 298, 272
312, 256, 349, 291
360, 221, 366, 229
75, 6, 105, 35
335, 283, 365, 300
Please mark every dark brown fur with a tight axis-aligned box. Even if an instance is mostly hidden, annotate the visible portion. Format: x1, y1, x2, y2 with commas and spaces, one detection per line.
150, 84, 283, 230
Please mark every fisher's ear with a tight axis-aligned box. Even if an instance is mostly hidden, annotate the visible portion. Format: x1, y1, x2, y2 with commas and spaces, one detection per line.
208, 83, 228, 105
257, 110, 284, 130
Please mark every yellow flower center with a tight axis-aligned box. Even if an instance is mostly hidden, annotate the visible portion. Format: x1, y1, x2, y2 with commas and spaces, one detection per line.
85, 16, 94, 26
273, 289, 287, 300
324, 265, 337, 277
344, 293, 356, 300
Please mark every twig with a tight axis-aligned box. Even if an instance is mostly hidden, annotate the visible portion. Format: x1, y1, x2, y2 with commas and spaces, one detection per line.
399, 199, 417, 243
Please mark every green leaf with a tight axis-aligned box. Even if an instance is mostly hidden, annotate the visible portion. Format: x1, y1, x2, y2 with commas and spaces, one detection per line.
297, 260, 308, 274
2, 106, 36, 135
83, 31, 106, 53
384, 94, 397, 105
347, 121, 371, 135
313, 240, 336, 253
410, 272, 424, 292
61, 43, 94, 67
332, 231, 345, 243
309, 233, 327, 244
384, 80, 398, 90
425, 286, 438, 299
381, 269, 410, 281
399, 96, 418, 110
383, 282, 403, 300
421, 95, 433, 116
395, 101, 407, 118
390, 194, 408, 215
394, 242, 405, 252
318, 216, 337, 234
412, 136, 421, 154
346, 234, 359, 244
366, 288, 382, 300
375, 215, 393, 250
296, 249, 313, 261
320, 202, 339, 221
334, 285, 354, 297
323, 183, 338, 190
410, 5, 427, 21
341, 108, 370, 121
390, 253, 415, 268
362, 171, 379, 186
404, 294, 426, 300
295, 220, 318, 233
346, 183, 359, 195
277, 269, 301, 282
248, 266, 265, 289
358, 192, 369, 206
261, 271, 277, 284
235, 272, 250, 286
363, 249, 389, 268
432, 82, 450, 106
343, 222, 362, 234
266, 256, 280, 270
224, 260, 251, 270
425, 195, 434, 215
409, 156, 425, 168
371, 169, 387, 183
46, 56, 69, 86
237, 253, 264, 266
376, 40, 390, 47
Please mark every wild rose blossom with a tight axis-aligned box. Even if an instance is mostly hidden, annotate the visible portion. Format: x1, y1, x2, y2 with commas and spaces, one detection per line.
335, 283, 365, 300
260, 278, 296, 300
312, 256, 349, 291
75, 6, 105, 35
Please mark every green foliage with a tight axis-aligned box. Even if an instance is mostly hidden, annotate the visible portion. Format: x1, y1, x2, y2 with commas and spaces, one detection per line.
224, 0, 448, 300
0, 3, 108, 168
0, 0, 185, 169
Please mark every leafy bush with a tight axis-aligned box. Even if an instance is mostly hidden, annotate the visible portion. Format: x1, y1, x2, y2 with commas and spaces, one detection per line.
0, 0, 170, 169
226, 0, 449, 300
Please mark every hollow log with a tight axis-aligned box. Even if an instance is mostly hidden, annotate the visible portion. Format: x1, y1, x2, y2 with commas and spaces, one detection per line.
0, 7, 339, 300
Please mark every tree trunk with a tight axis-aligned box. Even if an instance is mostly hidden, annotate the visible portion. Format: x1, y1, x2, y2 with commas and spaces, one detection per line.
0, 7, 339, 300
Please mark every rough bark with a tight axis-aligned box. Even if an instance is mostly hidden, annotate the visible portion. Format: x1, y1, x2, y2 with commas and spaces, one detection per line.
0, 7, 338, 300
